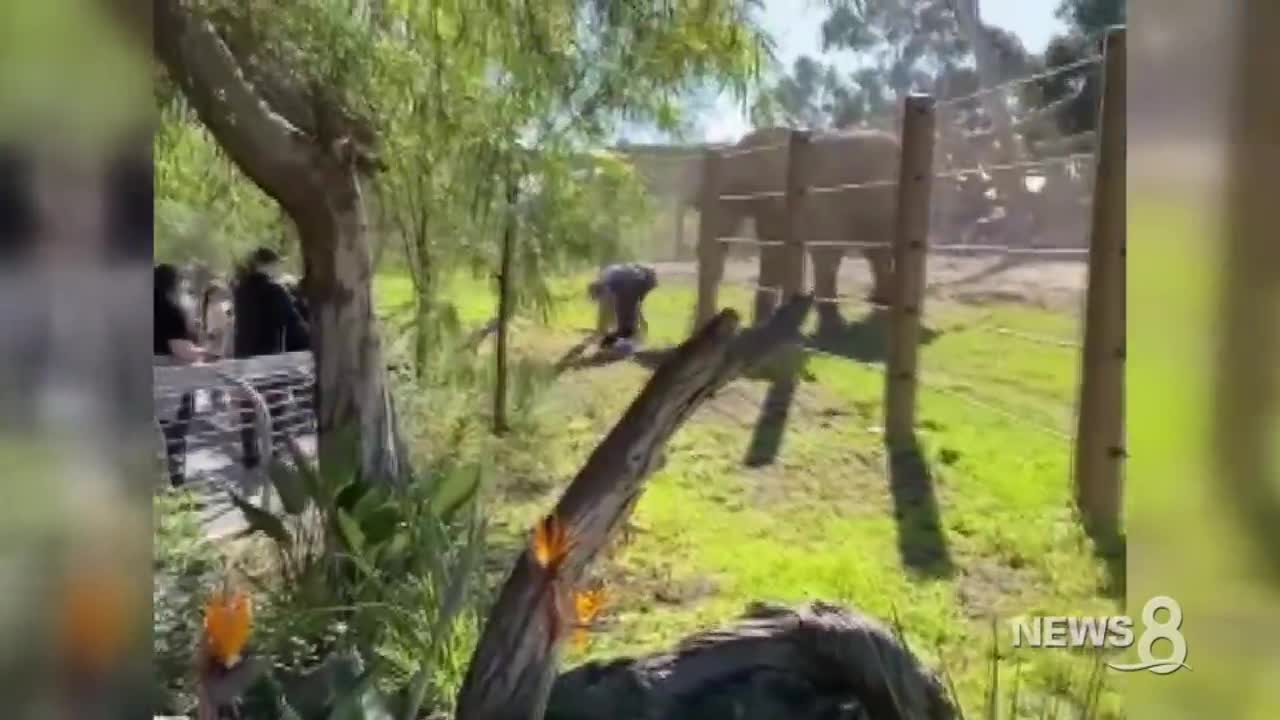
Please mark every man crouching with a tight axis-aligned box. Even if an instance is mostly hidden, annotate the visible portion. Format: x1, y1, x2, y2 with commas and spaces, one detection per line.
589, 262, 657, 353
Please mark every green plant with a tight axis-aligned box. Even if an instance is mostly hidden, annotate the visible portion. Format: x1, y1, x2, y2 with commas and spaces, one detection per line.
154, 489, 224, 715
225, 418, 486, 719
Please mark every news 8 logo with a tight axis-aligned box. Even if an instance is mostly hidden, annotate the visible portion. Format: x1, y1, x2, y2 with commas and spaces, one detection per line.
1106, 596, 1191, 674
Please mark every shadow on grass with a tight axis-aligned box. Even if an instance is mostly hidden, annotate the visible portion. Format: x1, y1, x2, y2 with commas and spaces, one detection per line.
887, 437, 954, 578
555, 330, 809, 469
742, 349, 804, 468
806, 304, 940, 365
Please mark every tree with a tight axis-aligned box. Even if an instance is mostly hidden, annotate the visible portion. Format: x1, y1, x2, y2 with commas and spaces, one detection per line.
945, 0, 1035, 228
1026, 0, 1126, 144
153, 0, 768, 484
751, 0, 1036, 133
155, 0, 408, 485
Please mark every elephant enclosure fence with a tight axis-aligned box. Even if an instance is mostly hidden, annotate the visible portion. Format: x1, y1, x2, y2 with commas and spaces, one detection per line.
622, 28, 1125, 534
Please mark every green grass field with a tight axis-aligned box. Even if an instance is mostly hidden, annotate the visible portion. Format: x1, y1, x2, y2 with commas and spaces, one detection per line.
375, 268, 1124, 718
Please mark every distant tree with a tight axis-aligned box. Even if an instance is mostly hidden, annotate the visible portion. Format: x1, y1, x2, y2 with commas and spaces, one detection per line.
1026, 0, 1126, 143
751, 0, 1037, 132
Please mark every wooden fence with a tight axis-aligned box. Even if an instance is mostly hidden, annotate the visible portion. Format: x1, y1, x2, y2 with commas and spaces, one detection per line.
690, 28, 1126, 535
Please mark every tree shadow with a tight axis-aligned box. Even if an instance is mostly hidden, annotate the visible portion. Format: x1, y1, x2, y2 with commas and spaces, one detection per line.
628, 336, 805, 469
806, 304, 940, 365
742, 349, 803, 468
886, 438, 954, 578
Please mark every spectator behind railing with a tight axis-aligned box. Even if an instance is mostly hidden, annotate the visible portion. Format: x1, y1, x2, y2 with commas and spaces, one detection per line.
231, 248, 311, 468
154, 263, 214, 487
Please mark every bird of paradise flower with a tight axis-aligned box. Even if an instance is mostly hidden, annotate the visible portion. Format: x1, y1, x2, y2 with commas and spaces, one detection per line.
571, 587, 606, 651
202, 581, 253, 670
530, 513, 575, 651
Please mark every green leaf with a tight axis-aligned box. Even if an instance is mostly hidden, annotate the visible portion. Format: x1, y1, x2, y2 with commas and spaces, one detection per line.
283, 433, 323, 499
377, 530, 411, 569
229, 491, 292, 547
268, 458, 310, 515
319, 422, 362, 492
359, 503, 403, 547
326, 670, 395, 720
351, 483, 390, 520
335, 508, 366, 556
335, 479, 371, 514
430, 465, 482, 522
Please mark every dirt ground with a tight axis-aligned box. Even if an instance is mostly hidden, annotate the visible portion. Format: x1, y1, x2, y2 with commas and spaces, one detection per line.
651, 253, 1088, 313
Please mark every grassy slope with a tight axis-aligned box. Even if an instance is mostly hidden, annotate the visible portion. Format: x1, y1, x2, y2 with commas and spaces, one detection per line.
376, 270, 1124, 719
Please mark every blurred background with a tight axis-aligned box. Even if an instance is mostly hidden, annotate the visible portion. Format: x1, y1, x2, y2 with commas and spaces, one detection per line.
0, 0, 153, 717
1127, 1, 1280, 718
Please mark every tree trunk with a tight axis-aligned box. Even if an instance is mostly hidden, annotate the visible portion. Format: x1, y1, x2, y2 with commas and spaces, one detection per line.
494, 176, 518, 435
154, 0, 403, 485
297, 174, 404, 484
948, 0, 1029, 235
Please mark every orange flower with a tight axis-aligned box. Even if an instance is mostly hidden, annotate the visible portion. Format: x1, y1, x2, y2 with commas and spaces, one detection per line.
570, 587, 606, 651
58, 567, 131, 674
531, 513, 572, 573
573, 588, 605, 626
203, 589, 252, 668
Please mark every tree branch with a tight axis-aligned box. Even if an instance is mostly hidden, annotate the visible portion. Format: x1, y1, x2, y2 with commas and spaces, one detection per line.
153, 0, 320, 213
454, 296, 814, 720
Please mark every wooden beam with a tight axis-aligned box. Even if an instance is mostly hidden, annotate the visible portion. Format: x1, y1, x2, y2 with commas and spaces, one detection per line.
782, 130, 811, 298
1073, 27, 1127, 536
884, 95, 938, 447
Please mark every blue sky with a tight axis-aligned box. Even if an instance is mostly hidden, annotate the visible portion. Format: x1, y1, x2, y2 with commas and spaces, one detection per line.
621, 0, 1066, 143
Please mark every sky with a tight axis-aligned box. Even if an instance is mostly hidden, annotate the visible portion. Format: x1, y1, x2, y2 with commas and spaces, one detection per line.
620, 0, 1067, 144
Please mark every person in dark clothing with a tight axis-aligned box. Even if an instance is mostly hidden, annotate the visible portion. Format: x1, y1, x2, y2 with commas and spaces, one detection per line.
589, 262, 658, 351
233, 248, 312, 468
233, 249, 310, 357
155, 263, 210, 487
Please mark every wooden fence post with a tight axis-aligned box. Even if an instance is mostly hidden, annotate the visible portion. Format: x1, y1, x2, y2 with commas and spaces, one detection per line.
884, 95, 937, 448
782, 129, 811, 299
1073, 26, 1126, 535
695, 147, 725, 328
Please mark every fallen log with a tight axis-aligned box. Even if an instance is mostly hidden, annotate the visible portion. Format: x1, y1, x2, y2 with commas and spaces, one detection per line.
546, 601, 956, 720
454, 297, 814, 720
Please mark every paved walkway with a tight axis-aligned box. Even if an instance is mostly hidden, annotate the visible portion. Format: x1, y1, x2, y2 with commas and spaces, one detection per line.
155, 352, 316, 541
176, 413, 316, 540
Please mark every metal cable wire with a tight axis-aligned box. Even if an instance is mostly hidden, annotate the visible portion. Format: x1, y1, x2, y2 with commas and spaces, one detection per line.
929, 244, 1088, 257
718, 237, 785, 247
935, 54, 1103, 109
934, 153, 1095, 180
719, 189, 786, 202
716, 141, 789, 159
808, 178, 899, 194
918, 374, 1073, 442
986, 326, 1081, 349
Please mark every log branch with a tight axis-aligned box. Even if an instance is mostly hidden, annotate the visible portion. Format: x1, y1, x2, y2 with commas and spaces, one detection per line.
455, 296, 814, 720
153, 0, 320, 213
547, 601, 956, 720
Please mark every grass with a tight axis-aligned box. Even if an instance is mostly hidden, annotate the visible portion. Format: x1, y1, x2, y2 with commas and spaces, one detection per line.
374, 266, 1125, 718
